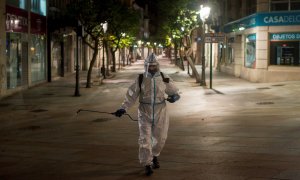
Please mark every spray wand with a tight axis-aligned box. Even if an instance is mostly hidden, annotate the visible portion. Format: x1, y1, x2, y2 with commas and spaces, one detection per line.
76, 109, 138, 121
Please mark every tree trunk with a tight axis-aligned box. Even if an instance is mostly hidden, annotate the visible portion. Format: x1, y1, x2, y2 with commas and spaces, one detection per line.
174, 41, 178, 65
126, 53, 129, 65
118, 50, 121, 70
185, 49, 201, 83
166, 47, 171, 59
178, 41, 185, 71
105, 41, 110, 76
122, 48, 126, 67
86, 39, 99, 88
111, 49, 116, 72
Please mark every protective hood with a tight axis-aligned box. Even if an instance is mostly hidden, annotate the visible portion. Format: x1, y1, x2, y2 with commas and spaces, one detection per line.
144, 53, 160, 77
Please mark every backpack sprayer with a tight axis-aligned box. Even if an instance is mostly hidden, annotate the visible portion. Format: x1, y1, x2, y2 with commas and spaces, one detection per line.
76, 109, 138, 121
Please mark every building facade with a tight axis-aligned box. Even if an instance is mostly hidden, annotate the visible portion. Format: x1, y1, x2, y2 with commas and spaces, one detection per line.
48, 0, 77, 81
221, 0, 300, 82
0, 0, 83, 99
0, 0, 47, 99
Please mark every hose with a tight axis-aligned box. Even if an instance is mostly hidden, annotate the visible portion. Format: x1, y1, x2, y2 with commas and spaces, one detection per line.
76, 109, 138, 121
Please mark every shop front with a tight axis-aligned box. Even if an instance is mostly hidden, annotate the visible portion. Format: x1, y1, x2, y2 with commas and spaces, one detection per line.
223, 11, 300, 82
5, 5, 29, 89
5, 1, 47, 91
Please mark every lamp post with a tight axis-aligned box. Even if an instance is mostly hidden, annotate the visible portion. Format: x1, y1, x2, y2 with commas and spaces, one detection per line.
101, 22, 108, 78
74, 21, 83, 97
199, 5, 211, 86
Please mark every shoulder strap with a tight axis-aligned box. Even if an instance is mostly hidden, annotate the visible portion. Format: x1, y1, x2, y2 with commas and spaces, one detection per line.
138, 73, 143, 91
160, 72, 169, 83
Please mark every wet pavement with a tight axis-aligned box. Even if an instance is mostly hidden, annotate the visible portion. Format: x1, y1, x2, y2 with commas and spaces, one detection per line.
1, 56, 300, 179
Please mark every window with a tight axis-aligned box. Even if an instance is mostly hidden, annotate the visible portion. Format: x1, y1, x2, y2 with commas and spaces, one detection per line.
227, 45, 234, 64
30, 35, 46, 83
31, 0, 47, 16
245, 34, 256, 68
245, 0, 257, 16
270, 41, 299, 66
291, 0, 300, 10
226, 38, 235, 64
270, 0, 300, 11
6, 0, 28, 10
6, 33, 22, 89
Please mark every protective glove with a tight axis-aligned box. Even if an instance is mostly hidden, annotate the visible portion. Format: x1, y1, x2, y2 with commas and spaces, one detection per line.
114, 109, 126, 117
167, 94, 180, 103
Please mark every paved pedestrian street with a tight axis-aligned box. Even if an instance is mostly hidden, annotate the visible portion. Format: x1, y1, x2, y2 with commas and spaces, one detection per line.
1, 57, 300, 179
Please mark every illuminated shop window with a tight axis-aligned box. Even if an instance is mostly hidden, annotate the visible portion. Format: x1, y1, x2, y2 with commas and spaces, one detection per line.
245, 34, 256, 68
6, 33, 23, 89
31, 0, 47, 16
6, 0, 28, 10
31, 35, 46, 83
270, 42, 299, 66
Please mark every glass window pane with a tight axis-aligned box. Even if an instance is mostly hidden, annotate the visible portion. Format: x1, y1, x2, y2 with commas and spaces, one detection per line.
270, 42, 299, 66
271, 3, 289, 11
31, 0, 47, 16
6, 33, 23, 89
227, 44, 234, 64
245, 34, 256, 68
30, 35, 46, 83
291, 2, 300, 10
6, 0, 28, 10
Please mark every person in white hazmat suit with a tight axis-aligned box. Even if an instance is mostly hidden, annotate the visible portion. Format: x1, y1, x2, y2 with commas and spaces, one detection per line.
115, 53, 180, 176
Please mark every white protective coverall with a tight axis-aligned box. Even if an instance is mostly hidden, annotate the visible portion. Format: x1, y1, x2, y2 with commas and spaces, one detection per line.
120, 54, 179, 166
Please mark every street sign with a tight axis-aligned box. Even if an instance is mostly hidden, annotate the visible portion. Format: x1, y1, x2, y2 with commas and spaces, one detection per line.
205, 33, 225, 43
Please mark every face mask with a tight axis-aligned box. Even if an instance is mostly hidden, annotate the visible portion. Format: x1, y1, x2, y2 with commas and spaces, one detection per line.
148, 65, 158, 75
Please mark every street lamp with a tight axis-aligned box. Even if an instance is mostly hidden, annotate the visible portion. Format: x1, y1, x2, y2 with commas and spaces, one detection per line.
199, 4, 211, 86
101, 22, 108, 78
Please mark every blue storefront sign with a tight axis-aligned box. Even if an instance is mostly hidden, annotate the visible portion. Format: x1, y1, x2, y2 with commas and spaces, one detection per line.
257, 11, 300, 26
224, 11, 300, 33
270, 32, 300, 41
